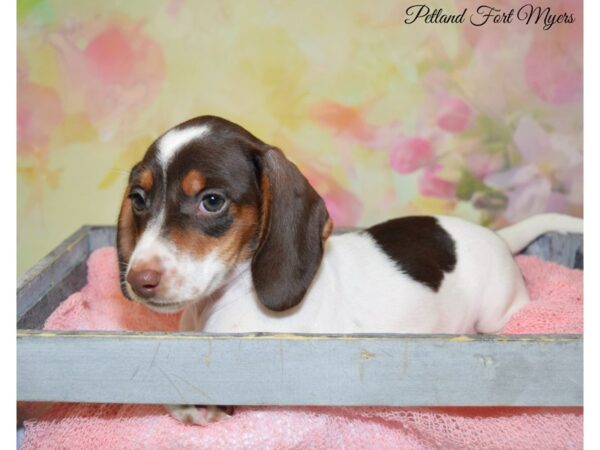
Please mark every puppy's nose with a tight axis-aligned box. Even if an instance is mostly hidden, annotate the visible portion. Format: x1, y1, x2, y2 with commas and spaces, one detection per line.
127, 268, 162, 299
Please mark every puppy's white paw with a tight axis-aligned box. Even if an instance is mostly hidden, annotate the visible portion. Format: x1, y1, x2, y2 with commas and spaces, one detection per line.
165, 404, 233, 426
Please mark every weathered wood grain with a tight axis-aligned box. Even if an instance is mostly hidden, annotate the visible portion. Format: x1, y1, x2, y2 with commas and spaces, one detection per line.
17, 226, 90, 322
17, 330, 582, 406
17, 225, 115, 328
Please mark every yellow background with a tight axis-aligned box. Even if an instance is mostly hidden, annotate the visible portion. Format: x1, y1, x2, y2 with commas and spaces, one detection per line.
17, 0, 582, 276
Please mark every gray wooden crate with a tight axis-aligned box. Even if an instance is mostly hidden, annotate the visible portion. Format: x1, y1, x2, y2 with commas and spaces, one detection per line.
17, 226, 583, 407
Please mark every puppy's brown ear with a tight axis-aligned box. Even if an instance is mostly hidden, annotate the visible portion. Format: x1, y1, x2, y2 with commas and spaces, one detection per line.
252, 147, 331, 311
116, 164, 141, 299
116, 186, 138, 299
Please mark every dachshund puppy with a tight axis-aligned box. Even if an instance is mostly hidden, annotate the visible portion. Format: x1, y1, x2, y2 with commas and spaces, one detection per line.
117, 116, 582, 424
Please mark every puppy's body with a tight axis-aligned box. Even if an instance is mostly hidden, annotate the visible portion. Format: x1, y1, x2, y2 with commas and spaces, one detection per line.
117, 115, 583, 425
183, 215, 526, 335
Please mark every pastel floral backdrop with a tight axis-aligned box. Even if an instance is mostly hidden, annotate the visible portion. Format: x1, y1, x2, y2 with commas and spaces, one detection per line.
17, 0, 582, 276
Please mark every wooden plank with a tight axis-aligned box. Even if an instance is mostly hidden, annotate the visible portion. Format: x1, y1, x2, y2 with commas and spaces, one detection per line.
86, 225, 116, 251
17, 261, 88, 330
521, 232, 583, 269
17, 225, 116, 329
17, 226, 91, 322
17, 331, 582, 407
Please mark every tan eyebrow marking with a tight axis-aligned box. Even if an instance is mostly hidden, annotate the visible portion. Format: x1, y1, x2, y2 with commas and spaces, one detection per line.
181, 170, 206, 197
139, 169, 154, 191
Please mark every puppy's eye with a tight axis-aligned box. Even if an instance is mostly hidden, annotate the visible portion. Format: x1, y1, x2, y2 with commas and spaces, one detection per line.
129, 188, 147, 212
200, 193, 226, 213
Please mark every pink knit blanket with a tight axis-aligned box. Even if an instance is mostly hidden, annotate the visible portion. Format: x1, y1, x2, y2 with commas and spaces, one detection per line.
21, 247, 583, 450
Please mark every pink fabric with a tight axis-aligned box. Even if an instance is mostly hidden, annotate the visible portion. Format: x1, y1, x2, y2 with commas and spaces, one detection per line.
21, 247, 583, 450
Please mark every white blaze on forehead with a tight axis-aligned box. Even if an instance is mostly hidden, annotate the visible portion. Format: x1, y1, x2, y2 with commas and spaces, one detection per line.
144, 124, 211, 243
157, 124, 211, 169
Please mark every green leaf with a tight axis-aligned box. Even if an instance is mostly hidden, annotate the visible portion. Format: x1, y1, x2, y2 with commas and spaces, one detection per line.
456, 170, 490, 201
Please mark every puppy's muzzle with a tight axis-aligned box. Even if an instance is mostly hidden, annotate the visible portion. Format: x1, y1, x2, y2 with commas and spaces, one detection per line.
127, 268, 162, 299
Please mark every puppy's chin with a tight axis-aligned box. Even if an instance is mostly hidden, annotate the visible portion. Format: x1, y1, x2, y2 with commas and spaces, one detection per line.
140, 299, 191, 313
124, 288, 194, 314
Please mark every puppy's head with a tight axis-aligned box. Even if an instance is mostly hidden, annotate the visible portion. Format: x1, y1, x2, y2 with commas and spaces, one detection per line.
117, 116, 332, 313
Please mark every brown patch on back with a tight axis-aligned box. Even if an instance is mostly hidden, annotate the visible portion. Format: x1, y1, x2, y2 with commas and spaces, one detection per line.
139, 169, 154, 191
365, 216, 457, 292
181, 170, 206, 197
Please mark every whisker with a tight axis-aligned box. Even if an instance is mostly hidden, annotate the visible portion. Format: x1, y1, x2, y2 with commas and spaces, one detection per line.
105, 168, 132, 177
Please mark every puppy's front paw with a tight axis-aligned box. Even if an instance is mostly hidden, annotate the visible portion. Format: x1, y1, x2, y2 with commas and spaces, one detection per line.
165, 404, 233, 426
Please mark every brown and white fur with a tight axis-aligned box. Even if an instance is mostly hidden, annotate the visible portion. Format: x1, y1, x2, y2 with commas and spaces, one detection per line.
117, 116, 583, 425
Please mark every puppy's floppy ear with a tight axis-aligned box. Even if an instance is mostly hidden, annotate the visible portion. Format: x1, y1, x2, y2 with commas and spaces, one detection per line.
117, 187, 136, 299
252, 146, 331, 311
116, 164, 141, 299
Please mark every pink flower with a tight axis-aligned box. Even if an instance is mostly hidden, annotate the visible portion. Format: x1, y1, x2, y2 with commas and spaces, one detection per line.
436, 97, 471, 133
525, 33, 581, 104
524, 0, 582, 104
419, 164, 456, 199
302, 165, 363, 227
465, 151, 504, 180
389, 137, 432, 174
48, 22, 165, 125
18, 67, 64, 155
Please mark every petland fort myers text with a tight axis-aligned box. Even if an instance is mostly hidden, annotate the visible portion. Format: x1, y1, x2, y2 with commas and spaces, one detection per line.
404, 4, 575, 30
